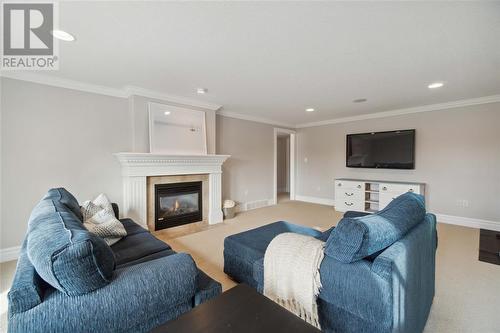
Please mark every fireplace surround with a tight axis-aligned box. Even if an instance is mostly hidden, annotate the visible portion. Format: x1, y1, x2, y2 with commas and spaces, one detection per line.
114, 153, 230, 230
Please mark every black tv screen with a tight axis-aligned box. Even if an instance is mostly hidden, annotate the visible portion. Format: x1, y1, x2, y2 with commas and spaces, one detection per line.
346, 130, 415, 169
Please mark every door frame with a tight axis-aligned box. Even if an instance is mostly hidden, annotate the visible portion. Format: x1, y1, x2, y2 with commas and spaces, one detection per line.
273, 127, 296, 205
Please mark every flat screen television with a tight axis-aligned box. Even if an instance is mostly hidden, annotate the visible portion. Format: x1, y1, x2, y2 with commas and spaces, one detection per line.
346, 129, 415, 169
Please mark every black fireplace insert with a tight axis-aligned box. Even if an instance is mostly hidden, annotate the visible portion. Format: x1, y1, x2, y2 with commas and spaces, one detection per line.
154, 181, 202, 230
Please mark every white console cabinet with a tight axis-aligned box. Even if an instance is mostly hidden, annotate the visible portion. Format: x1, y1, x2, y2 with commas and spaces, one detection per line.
334, 178, 425, 213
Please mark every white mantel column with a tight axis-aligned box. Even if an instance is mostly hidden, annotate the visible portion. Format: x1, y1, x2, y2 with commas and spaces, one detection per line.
208, 172, 223, 224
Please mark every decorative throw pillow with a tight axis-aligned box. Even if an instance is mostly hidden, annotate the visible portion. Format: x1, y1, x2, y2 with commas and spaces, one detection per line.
81, 194, 126, 246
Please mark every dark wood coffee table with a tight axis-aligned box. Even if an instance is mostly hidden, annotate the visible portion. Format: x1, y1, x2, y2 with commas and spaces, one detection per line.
151, 284, 322, 333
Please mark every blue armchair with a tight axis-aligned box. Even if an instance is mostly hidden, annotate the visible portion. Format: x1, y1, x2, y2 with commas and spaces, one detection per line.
224, 193, 437, 333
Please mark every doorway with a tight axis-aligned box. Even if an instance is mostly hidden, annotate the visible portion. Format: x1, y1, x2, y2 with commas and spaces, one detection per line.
273, 128, 296, 204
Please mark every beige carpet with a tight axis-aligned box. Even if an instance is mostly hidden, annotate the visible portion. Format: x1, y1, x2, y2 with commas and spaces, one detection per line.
1, 199, 499, 332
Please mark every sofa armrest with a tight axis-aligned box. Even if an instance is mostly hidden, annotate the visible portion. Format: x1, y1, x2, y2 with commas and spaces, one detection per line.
111, 202, 119, 219
319, 256, 392, 325
8, 253, 198, 333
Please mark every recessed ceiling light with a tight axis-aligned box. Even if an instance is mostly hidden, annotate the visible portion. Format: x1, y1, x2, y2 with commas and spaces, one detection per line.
197, 88, 207, 94
305, 108, 315, 112
164, 111, 171, 115
353, 98, 367, 103
428, 82, 444, 89
51, 30, 75, 42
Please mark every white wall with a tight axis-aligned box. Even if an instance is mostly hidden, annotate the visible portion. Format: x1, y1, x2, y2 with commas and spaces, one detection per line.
296, 103, 500, 222
1, 78, 131, 249
216, 115, 275, 206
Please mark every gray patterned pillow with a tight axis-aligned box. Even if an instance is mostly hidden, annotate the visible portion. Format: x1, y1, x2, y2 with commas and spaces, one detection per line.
81, 194, 126, 246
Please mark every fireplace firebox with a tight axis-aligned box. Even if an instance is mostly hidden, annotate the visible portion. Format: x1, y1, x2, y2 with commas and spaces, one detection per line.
154, 181, 202, 230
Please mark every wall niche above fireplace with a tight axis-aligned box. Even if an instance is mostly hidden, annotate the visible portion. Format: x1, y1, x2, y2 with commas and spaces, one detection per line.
155, 181, 202, 230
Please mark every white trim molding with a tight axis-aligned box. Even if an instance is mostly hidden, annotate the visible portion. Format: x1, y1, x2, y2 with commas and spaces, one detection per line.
0, 246, 21, 263
125, 86, 221, 111
0, 73, 221, 111
295, 195, 335, 206
436, 214, 500, 232
3, 72, 499, 128
296, 94, 500, 128
217, 110, 295, 128
0, 71, 127, 98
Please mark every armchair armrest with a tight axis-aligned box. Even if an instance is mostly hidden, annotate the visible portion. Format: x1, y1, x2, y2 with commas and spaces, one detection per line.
9, 253, 198, 333
319, 256, 392, 325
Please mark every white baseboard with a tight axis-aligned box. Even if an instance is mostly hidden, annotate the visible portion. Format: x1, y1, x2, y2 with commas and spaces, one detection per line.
295, 195, 335, 206
0, 246, 21, 263
236, 199, 274, 212
436, 214, 500, 231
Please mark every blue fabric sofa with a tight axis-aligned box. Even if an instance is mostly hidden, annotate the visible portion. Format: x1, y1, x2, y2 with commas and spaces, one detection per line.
8, 188, 221, 333
224, 193, 437, 333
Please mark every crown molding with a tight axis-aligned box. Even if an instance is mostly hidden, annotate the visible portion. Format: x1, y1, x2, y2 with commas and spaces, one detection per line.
217, 110, 295, 128
296, 94, 500, 128
3, 72, 498, 127
124, 86, 222, 111
0, 71, 127, 98
0, 72, 221, 111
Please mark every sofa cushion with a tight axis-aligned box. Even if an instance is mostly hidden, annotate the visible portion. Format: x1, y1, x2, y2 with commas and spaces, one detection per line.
27, 194, 115, 296
116, 248, 176, 269
325, 192, 426, 263
120, 218, 148, 236
111, 232, 171, 266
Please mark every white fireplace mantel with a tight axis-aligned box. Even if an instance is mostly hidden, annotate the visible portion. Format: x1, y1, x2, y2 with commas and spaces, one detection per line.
114, 153, 230, 227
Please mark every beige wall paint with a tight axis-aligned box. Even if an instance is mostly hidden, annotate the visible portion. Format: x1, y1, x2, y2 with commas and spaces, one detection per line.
0, 78, 131, 249
216, 115, 275, 205
296, 103, 500, 222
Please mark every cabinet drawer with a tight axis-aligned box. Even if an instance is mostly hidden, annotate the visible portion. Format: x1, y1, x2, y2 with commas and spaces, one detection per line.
335, 180, 364, 191
335, 199, 363, 212
337, 189, 364, 201
379, 183, 420, 195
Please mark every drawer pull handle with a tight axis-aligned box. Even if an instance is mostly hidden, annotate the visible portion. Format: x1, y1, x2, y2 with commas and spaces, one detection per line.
382, 187, 387, 191
337, 183, 342, 187
408, 188, 414, 193
345, 192, 354, 196
357, 185, 362, 189
345, 202, 354, 206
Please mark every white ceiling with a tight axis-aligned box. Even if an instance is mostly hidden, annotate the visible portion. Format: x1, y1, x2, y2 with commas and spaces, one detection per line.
12, 2, 500, 126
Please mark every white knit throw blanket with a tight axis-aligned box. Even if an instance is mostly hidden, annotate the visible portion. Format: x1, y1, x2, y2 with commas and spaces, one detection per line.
263, 232, 325, 329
